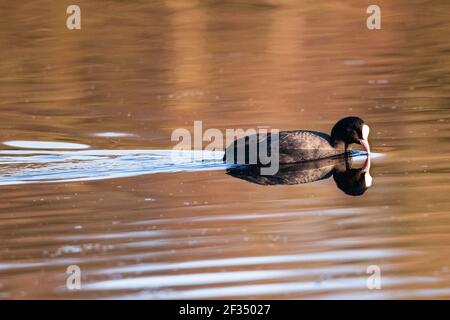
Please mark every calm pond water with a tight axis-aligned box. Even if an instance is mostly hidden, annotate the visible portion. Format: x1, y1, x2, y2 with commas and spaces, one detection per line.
0, 0, 450, 299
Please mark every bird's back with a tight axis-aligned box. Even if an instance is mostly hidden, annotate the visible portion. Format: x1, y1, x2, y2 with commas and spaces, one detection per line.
278, 130, 340, 163
224, 130, 344, 164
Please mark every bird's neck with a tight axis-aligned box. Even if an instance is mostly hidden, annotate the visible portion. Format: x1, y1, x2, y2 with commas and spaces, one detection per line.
333, 140, 347, 152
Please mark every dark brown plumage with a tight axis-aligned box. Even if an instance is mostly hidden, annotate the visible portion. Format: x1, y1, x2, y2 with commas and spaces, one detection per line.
223, 116, 370, 165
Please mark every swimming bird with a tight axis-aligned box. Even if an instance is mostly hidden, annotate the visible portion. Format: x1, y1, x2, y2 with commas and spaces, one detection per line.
226, 156, 372, 196
223, 116, 370, 164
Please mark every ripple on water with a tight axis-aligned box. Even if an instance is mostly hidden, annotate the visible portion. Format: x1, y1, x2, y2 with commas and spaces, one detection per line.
94, 132, 136, 138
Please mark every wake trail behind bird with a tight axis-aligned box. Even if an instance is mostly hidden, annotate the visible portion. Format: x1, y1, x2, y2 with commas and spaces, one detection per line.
0, 150, 226, 186
0, 148, 380, 186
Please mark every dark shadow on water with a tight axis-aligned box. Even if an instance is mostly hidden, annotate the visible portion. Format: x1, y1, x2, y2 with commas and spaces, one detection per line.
226, 155, 372, 196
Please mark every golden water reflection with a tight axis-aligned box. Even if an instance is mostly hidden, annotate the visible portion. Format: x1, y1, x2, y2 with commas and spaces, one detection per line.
0, 0, 450, 299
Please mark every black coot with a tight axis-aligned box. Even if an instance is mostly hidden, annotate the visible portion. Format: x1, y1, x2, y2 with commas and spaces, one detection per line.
224, 116, 370, 164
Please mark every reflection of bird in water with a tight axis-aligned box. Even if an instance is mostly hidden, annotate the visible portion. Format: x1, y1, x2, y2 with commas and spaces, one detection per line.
226, 156, 372, 196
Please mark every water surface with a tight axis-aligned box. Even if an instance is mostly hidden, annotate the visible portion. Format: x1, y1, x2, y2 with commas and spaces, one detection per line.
0, 0, 450, 299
